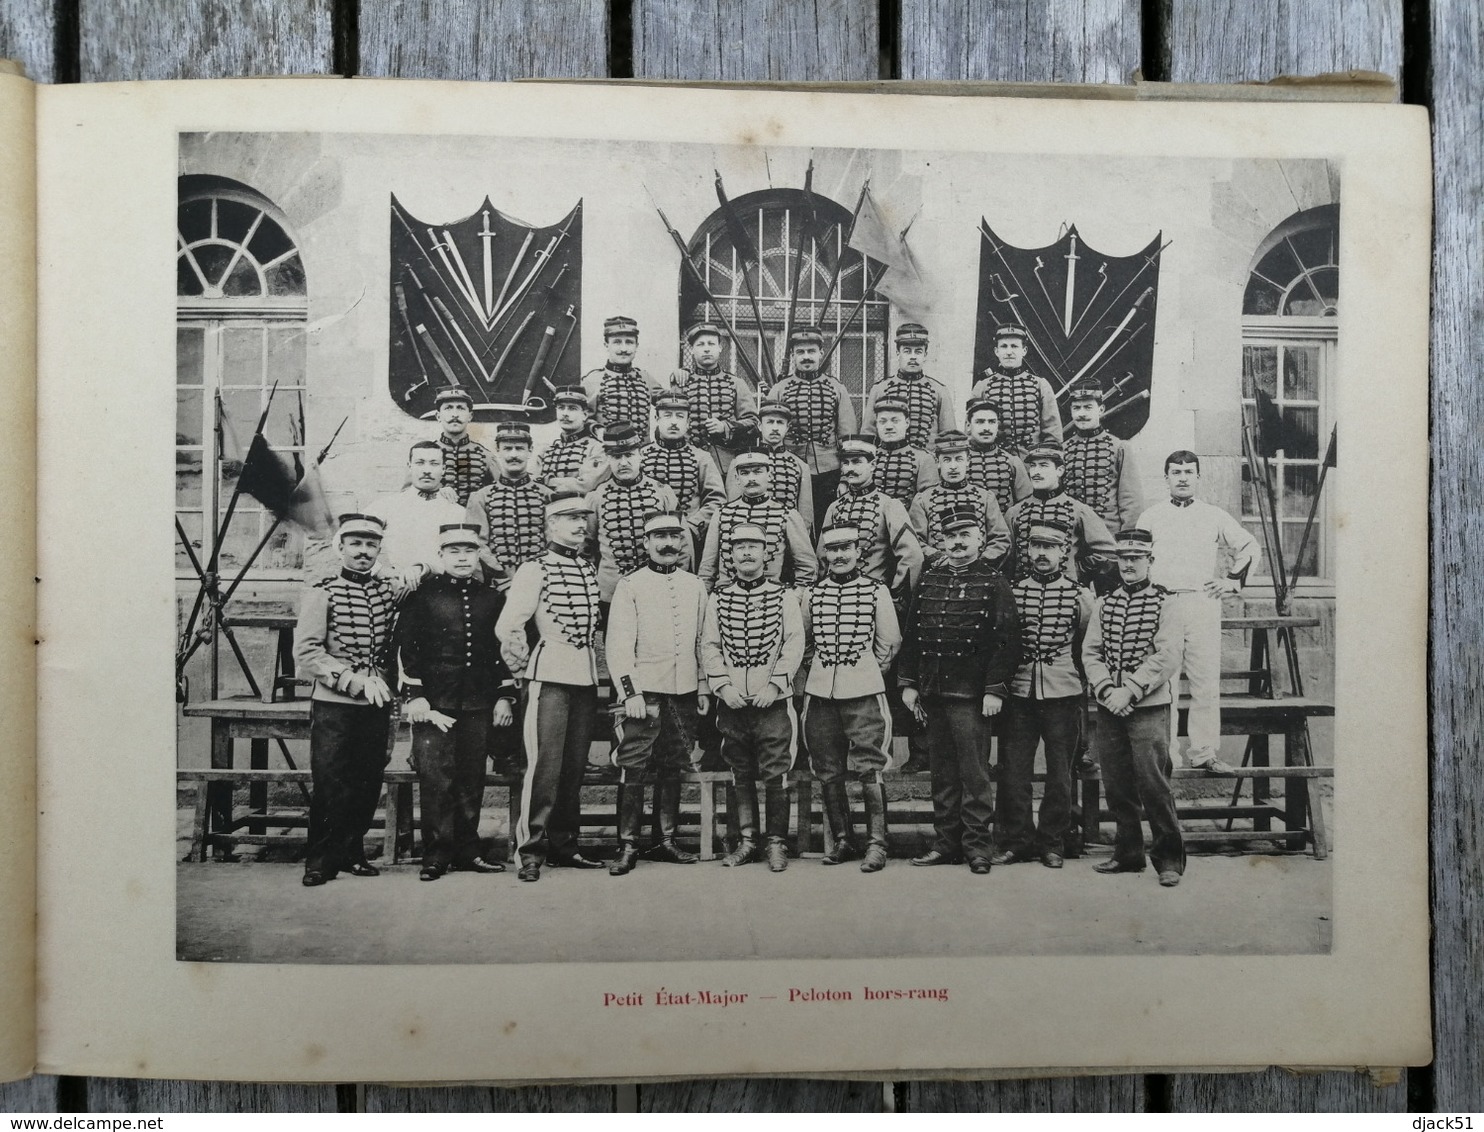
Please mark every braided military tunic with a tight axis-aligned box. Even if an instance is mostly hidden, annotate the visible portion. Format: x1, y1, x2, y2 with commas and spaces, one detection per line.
872, 439, 936, 506
898, 559, 1019, 700
1085, 581, 1176, 706
767, 372, 856, 474
866, 373, 949, 449
1064, 428, 1122, 527
538, 428, 607, 492
591, 476, 677, 600
581, 364, 662, 433
968, 442, 1024, 515
1009, 573, 1090, 699
827, 486, 886, 564
467, 475, 550, 578
294, 568, 400, 703
437, 434, 495, 506
1007, 493, 1078, 579
809, 575, 879, 671
971, 369, 1063, 456
672, 367, 757, 451
705, 497, 788, 588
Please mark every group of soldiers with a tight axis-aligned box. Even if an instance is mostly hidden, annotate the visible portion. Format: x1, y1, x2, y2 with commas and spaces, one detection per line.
293, 315, 1258, 888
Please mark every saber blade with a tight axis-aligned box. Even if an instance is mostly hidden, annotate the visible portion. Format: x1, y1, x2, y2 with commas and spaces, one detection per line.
1063, 233, 1079, 335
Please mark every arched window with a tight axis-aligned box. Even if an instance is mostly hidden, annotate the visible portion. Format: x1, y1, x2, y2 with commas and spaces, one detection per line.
176, 175, 309, 577
682, 188, 889, 421
1240, 205, 1338, 585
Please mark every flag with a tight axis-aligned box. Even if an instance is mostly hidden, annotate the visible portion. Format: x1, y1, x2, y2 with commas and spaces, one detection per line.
1322, 424, 1338, 468
1252, 388, 1287, 458
847, 186, 930, 320
237, 433, 336, 540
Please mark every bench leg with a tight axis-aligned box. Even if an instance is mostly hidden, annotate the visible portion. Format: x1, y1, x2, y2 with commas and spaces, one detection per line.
1081, 777, 1101, 848
383, 782, 401, 864
396, 781, 416, 859
248, 738, 268, 836
697, 778, 715, 861
207, 722, 234, 861
1251, 734, 1272, 834
189, 780, 209, 863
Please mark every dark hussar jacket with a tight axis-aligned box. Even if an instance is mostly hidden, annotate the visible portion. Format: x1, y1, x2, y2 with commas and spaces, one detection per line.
396, 573, 516, 712
897, 558, 1020, 700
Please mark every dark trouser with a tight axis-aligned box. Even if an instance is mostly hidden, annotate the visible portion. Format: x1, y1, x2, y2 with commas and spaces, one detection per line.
610, 693, 700, 783
995, 693, 1081, 855
804, 693, 893, 784
717, 699, 799, 784
486, 698, 525, 774
923, 695, 995, 860
413, 710, 491, 870
306, 700, 392, 877
1095, 702, 1186, 874
517, 680, 598, 866
809, 468, 842, 534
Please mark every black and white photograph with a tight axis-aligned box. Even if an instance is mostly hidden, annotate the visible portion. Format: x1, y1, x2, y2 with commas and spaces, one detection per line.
173, 125, 1343, 966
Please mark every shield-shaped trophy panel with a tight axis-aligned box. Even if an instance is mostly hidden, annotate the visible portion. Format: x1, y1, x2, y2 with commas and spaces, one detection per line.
974, 222, 1163, 439
389, 194, 582, 425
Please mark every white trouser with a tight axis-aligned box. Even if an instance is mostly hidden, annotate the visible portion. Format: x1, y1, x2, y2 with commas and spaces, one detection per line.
1168, 590, 1223, 760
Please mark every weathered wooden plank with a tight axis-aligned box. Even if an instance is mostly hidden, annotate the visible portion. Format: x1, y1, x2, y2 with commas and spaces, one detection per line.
905, 1075, 1145, 1112
78, 0, 334, 82
0, 1076, 59, 1112
0, 0, 54, 83
633, 0, 880, 80
640, 1078, 884, 1111
1168, 0, 1403, 83
1164, 0, 1410, 1111
88, 1079, 338, 1112
359, 0, 608, 81
899, 0, 1142, 83
1429, 0, 1483, 1113
367, 1084, 614, 1112
1170, 1069, 1407, 1113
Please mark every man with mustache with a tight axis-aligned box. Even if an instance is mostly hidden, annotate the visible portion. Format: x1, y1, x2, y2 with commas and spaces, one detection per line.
724, 401, 813, 533
585, 421, 680, 607
536, 386, 608, 494
668, 322, 759, 473
701, 522, 806, 872
699, 448, 816, 592
862, 322, 955, 450
908, 429, 1011, 569
964, 397, 1033, 516
867, 395, 939, 507
366, 441, 467, 594
431, 387, 494, 506
1003, 445, 1118, 586
639, 391, 727, 566
465, 422, 551, 591
765, 326, 857, 526
293, 514, 401, 888
605, 512, 711, 875
969, 324, 1063, 457
581, 315, 668, 435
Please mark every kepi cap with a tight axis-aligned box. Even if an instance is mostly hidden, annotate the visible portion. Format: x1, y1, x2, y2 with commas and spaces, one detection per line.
336, 513, 385, 541
1067, 382, 1106, 404
965, 397, 1003, 420
939, 505, 981, 533
729, 522, 768, 544
438, 523, 482, 549
1115, 528, 1155, 556
871, 395, 910, 418
642, 510, 686, 536
933, 430, 969, 456
993, 324, 1029, 342
653, 391, 690, 413
731, 448, 772, 472
685, 322, 723, 344
603, 315, 639, 338
495, 422, 533, 445
837, 434, 878, 459
1024, 444, 1065, 467
894, 322, 930, 346
818, 523, 861, 549
601, 421, 644, 454
1027, 519, 1071, 546
552, 386, 589, 408
434, 387, 473, 408
546, 491, 593, 519
788, 326, 824, 349
757, 400, 794, 421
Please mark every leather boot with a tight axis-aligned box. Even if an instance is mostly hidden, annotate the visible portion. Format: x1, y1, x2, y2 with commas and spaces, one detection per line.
609, 784, 646, 876
763, 779, 791, 872
860, 781, 889, 873
720, 781, 761, 867
648, 778, 699, 863
820, 781, 861, 865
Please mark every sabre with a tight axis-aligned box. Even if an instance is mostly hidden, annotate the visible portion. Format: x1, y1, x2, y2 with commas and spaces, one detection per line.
543, 304, 580, 389
523, 325, 557, 404
480, 210, 495, 318
416, 323, 464, 389
1070, 263, 1108, 336
987, 273, 1058, 383
489, 310, 536, 386
1101, 389, 1150, 420
409, 268, 487, 394
494, 230, 533, 319
1065, 323, 1147, 395
1063, 232, 1079, 335
441, 228, 487, 324
427, 226, 480, 315
1067, 239, 1169, 358
431, 294, 494, 395
489, 236, 556, 334
980, 223, 1069, 370
1033, 257, 1059, 325
393, 281, 430, 393
1059, 287, 1153, 394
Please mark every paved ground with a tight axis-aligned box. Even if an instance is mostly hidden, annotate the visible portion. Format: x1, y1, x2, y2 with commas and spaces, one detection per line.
177, 847, 1331, 964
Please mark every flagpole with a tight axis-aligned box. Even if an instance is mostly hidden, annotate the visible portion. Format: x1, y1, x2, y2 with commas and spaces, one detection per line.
819, 261, 890, 373
779, 161, 816, 377
1286, 424, 1337, 598
815, 182, 867, 325
713, 171, 777, 387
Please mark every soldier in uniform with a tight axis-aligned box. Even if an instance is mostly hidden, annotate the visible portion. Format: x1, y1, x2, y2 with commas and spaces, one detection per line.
765, 326, 857, 527
1003, 446, 1118, 585
993, 519, 1094, 869
606, 512, 710, 876
537, 386, 608, 494
581, 315, 668, 435
908, 429, 1011, 569
432, 387, 495, 506
869, 395, 939, 507
496, 492, 608, 882
862, 322, 955, 450
898, 506, 1020, 874
819, 435, 924, 609
639, 391, 726, 565
1083, 528, 1185, 887
465, 422, 552, 591
725, 401, 814, 533
1063, 382, 1145, 532
801, 524, 903, 873
701, 523, 806, 872
970, 324, 1063, 456
1136, 450, 1259, 775
669, 322, 759, 473
293, 514, 400, 887
585, 421, 680, 606
366, 441, 467, 592
396, 524, 512, 881
699, 449, 816, 592
965, 397, 1033, 515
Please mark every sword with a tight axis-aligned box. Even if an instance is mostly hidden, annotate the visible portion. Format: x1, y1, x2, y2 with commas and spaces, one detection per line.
480, 210, 495, 319
431, 294, 493, 393
1100, 389, 1150, 421
981, 223, 1068, 370
1063, 232, 1079, 335
489, 310, 536, 387
441, 228, 486, 325
494, 231, 533, 319
987, 274, 1058, 383
427, 226, 480, 316
1066, 239, 1169, 358
416, 323, 463, 389
1070, 262, 1108, 336
523, 325, 557, 404
1033, 257, 1059, 326
393, 281, 430, 397
544, 304, 580, 388
1059, 287, 1153, 394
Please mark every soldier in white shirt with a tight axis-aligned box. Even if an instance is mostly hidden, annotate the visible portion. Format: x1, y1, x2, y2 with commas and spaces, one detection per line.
605, 512, 710, 876
1135, 450, 1260, 774
365, 441, 467, 593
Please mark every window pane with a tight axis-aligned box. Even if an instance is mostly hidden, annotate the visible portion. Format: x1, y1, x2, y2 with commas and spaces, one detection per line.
1242, 345, 1277, 399
262, 523, 302, 571
1240, 475, 1259, 519
266, 394, 305, 448
176, 450, 202, 506
178, 198, 212, 244
221, 256, 263, 297
177, 253, 205, 297
1282, 464, 1319, 519
177, 326, 205, 386
1283, 266, 1338, 316
175, 511, 204, 573
265, 254, 307, 296
222, 327, 264, 386
247, 214, 295, 266
216, 509, 264, 573
267, 326, 307, 388
177, 389, 203, 446
216, 199, 259, 246
1242, 278, 1281, 316
1283, 345, 1320, 399
1280, 406, 1319, 458
1283, 522, 1319, 577
192, 244, 236, 291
